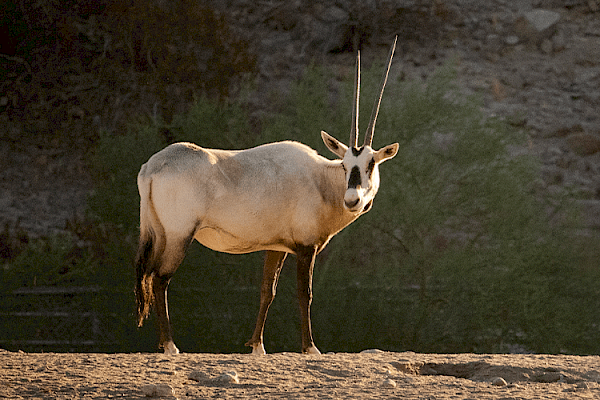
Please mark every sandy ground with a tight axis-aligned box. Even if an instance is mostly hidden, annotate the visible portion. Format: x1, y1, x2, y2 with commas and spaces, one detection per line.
1, 350, 599, 399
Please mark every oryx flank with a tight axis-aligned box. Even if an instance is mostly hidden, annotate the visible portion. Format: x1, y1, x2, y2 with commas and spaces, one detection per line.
135, 37, 399, 355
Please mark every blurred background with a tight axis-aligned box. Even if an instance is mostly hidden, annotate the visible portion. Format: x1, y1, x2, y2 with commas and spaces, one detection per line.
1, 0, 599, 355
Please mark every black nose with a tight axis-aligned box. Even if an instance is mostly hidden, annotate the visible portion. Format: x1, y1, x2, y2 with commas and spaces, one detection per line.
345, 198, 359, 208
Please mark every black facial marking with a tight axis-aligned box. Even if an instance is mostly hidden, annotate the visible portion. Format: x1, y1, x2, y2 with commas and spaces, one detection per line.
351, 146, 364, 157
347, 166, 362, 189
367, 158, 375, 177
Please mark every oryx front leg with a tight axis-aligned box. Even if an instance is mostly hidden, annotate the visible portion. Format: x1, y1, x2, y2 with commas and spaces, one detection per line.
246, 251, 287, 355
296, 245, 321, 355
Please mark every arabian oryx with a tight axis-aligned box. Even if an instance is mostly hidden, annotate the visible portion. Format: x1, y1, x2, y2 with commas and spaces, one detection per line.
135, 37, 399, 355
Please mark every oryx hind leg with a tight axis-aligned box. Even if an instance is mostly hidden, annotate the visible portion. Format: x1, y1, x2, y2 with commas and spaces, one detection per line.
153, 232, 194, 355
246, 250, 288, 355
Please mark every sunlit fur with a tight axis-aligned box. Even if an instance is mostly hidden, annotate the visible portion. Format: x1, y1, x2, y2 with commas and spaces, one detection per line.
135, 37, 399, 355
139, 140, 371, 257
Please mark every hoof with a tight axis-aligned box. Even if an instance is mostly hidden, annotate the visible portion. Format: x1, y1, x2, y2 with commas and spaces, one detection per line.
251, 343, 266, 355
304, 345, 321, 355
163, 341, 180, 355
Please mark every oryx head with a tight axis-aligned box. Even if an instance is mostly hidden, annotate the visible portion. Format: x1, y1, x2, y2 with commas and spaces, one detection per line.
322, 37, 399, 213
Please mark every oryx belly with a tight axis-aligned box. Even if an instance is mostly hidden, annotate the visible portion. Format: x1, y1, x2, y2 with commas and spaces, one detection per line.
192, 225, 291, 254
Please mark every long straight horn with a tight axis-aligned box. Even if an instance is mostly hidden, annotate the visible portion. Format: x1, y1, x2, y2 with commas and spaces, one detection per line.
349, 50, 360, 148
363, 36, 397, 147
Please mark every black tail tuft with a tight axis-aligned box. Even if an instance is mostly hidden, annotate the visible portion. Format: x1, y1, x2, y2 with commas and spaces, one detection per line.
135, 233, 155, 327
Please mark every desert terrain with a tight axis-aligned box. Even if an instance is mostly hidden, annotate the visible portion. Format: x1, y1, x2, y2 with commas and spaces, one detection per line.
2, 1, 600, 399
2, 349, 600, 399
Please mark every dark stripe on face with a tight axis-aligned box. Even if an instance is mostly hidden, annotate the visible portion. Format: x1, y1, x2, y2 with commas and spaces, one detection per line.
348, 166, 362, 188
351, 146, 364, 156
367, 158, 375, 177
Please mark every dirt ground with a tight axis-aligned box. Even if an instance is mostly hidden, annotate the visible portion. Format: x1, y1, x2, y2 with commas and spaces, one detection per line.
1, 349, 599, 399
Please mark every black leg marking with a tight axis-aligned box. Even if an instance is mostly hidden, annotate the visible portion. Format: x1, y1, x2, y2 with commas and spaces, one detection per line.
153, 273, 174, 349
296, 245, 319, 353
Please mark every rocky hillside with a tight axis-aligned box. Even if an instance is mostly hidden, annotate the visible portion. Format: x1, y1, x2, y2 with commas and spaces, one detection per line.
1, 0, 599, 239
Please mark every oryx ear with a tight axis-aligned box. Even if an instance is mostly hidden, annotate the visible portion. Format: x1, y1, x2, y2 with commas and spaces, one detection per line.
321, 131, 348, 159
374, 143, 399, 163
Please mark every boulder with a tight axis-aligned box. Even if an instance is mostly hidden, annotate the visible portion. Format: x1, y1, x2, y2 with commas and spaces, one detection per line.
523, 9, 561, 33
492, 377, 508, 386
214, 371, 240, 384
514, 9, 561, 44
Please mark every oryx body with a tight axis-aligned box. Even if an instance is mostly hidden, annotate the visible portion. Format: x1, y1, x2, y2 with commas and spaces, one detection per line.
135, 38, 399, 355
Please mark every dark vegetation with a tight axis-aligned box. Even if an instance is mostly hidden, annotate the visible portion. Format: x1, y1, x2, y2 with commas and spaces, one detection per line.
0, 0, 255, 148
1, 1, 599, 355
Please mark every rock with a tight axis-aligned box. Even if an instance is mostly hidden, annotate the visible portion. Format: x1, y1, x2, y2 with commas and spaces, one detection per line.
515, 0, 533, 11
214, 371, 240, 384
514, 9, 560, 44
419, 364, 439, 375
492, 377, 508, 386
551, 124, 585, 138
317, 6, 349, 24
584, 370, 600, 382
505, 35, 520, 45
391, 360, 424, 374
360, 349, 384, 354
485, 34, 503, 53
540, 38, 553, 54
188, 371, 209, 382
297, 13, 346, 54
141, 385, 155, 397
567, 133, 600, 156
564, 38, 600, 66
382, 378, 397, 388
532, 371, 562, 383
523, 9, 560, 33
552, 29, 567, 52
577, 381, 591, 390
140, 383, 175, 397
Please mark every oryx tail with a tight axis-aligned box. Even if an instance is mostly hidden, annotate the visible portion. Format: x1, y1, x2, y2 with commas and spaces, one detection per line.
134, 173, 164, 327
